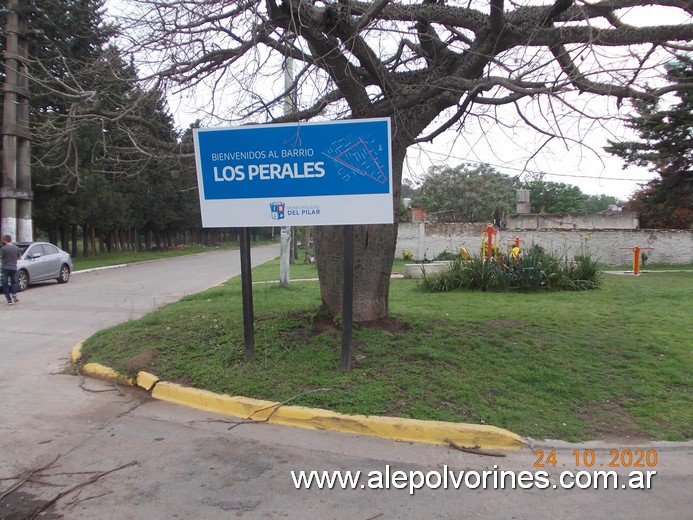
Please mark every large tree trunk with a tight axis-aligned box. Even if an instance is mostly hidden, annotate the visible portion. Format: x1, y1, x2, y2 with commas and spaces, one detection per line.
314, 143, 405, 322
315, 223, 398, 321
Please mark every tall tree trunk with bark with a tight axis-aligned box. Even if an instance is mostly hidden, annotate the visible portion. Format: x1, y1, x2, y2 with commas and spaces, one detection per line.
315, 222, 399, 322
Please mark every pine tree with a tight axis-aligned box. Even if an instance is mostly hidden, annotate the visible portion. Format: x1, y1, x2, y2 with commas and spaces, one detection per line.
22, 0, 187, 251
605, 57, 692, 229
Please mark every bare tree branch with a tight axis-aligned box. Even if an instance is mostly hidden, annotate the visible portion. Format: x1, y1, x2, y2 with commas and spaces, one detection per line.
28, 0, 693, 220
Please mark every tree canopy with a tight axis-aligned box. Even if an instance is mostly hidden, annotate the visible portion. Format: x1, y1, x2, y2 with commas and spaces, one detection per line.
412, 165, 623, 221
521, 179, 585, 214
1, 0, 205, 252
605, 56, 692, 229
413, 163, 517, 222
114, 0, 692, 320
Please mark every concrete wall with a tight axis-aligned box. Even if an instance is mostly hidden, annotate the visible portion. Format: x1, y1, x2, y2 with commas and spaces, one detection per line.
397, 222, 693, 265
506, 212, 639, 230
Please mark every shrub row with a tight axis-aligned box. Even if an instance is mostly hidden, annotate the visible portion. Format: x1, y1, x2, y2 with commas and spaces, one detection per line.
421, 246, 602, 292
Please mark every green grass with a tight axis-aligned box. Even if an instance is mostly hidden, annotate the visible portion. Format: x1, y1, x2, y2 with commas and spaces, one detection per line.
251, 257, 320, 282
72, 240, 277, 271
79, 260, 692, 442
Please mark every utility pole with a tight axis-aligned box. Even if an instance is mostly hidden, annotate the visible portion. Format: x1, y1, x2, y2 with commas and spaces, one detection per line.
279, 35, 296, 287
1, 0, 32, 241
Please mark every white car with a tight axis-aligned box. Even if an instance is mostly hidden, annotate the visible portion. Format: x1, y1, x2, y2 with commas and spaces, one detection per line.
15, 242, 73, 292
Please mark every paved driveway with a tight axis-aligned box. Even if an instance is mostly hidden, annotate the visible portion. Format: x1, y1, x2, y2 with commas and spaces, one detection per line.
0, 245, 690, 519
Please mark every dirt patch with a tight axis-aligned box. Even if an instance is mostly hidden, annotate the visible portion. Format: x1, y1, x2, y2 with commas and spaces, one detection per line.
484, 319, 526, 330
309, 315, 408, 336
310, 315, 338, 336
123, 348, 160, 373
174, 375, 193, 386
578, 399, 654, 443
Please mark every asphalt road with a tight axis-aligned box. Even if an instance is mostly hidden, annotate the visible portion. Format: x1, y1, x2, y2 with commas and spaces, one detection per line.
0, 245, 690, 519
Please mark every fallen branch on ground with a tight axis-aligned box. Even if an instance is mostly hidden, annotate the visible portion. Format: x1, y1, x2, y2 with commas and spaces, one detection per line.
78, 375, 124, 395
444, 438, 507, 457
194, 388, 331, 430
0, 455, 61, 502
27, 460, 138, 519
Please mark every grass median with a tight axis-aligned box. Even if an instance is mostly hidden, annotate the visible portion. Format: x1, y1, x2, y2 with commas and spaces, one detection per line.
79, 258, 692, 442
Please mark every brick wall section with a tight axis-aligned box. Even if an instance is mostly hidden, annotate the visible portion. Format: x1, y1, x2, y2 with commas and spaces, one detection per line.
397, 222, 693, 265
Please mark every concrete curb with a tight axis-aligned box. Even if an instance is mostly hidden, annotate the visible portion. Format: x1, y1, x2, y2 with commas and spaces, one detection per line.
70, 342, 526, 451
603, 269, 693, 276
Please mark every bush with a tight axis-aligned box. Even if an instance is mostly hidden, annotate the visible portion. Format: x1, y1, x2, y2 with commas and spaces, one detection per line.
420, 259, 464, 292
420, 247, 602, 293
433, 250, 459, 261
559, 255, 603, 290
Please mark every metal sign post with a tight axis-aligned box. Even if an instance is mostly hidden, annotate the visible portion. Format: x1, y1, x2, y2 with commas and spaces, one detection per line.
239, 227, 255, 361
341, 225, 354, 369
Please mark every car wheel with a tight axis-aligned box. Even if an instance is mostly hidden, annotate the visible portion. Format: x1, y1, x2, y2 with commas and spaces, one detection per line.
57, 264, 70, 284
17, 270, 29, 292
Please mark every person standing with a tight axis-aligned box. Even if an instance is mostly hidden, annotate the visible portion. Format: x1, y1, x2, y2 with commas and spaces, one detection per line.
492, 206, 502, 229
1, 235, 21, 305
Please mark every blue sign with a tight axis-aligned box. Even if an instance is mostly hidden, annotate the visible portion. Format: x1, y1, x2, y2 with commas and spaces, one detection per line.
194, 118, 393, 227
196, 119, 390, 200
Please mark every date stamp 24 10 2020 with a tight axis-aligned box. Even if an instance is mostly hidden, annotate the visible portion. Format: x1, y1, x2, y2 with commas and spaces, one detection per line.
534, 449, 659, 469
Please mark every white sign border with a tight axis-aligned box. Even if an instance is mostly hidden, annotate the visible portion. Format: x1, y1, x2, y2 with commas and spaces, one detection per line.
194, 118, 393, 227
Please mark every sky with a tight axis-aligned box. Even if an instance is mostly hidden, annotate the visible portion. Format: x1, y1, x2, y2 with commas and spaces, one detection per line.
401, 113, 655, 200
105, 1, 687, 201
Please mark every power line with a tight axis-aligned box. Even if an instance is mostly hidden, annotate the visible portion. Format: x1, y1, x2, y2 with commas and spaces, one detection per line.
528, 171, 653, 182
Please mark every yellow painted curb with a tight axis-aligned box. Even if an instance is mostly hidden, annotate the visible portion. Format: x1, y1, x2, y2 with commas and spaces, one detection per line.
70, 343, 525, 450
151, 382, 269, 418
71, 342, 140, 389
70, 341, 83, 364
136, 371, 160, 391
269, 405, 524, 450
151, 382, 525, 450
81, 362, 133, 386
